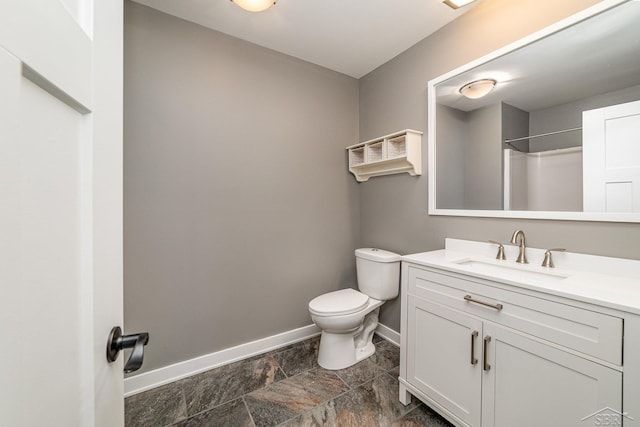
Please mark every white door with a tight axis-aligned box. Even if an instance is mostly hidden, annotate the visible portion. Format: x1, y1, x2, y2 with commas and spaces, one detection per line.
482, 324, 622, 427
583, 99, 640, 212
407, 297, 483, 427
0, 1, 124, 426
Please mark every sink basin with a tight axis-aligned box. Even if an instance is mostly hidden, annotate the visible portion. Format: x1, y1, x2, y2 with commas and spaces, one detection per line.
453, 259, 569, 283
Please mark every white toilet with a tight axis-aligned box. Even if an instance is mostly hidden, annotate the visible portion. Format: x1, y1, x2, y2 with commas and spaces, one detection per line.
308, 248, 400, 370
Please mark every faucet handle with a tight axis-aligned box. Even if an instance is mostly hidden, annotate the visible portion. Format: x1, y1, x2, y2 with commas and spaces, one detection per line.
488, 240, 507, 261
541, 248, 566, 268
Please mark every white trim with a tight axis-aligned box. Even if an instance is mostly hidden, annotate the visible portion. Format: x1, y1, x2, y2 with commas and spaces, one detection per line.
124, 322, 401, 397
124, 324, 321, 397
375, 323, 400, 347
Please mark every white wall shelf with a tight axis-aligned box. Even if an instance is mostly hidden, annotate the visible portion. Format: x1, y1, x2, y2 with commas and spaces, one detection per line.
347, 129, 422, 182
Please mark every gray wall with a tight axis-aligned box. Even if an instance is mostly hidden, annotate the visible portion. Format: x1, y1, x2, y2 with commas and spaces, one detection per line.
466, 103, 502, 209
359, 0, 640, 332
436, 102, 528, 211
124, 2, 360, 373
502, 103, 529, 210
502, 103, 529, 152
436, 105, 467, 209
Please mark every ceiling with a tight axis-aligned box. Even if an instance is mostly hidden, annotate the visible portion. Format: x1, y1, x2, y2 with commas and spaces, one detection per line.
130, 0, 478, 78
436, 0, 640, 113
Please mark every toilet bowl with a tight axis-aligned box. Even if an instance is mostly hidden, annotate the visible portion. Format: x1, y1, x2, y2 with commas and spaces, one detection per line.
308, 248, 400, 370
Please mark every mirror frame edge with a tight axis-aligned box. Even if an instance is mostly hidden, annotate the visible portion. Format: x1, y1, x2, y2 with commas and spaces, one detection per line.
427, 0, 640, 223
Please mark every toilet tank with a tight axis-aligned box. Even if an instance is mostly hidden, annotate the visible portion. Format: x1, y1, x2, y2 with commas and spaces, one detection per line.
355, 248, 401, 300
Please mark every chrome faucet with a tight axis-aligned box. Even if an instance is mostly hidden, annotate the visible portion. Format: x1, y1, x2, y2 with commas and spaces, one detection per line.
510, 229, 528, 264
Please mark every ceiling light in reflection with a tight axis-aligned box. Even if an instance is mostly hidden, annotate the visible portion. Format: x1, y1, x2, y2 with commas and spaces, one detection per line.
459, 79, 497, 99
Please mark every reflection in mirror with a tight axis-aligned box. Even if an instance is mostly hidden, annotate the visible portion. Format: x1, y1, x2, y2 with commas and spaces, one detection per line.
430, 0, 640, 221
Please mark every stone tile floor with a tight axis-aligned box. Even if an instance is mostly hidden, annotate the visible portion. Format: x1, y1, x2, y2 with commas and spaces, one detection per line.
125, 335, 452, 426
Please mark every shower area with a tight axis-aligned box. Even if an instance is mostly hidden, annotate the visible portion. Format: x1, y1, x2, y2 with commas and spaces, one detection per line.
504, 97, 640, 213
435, 92, 640, 213
503, 130, 583, 212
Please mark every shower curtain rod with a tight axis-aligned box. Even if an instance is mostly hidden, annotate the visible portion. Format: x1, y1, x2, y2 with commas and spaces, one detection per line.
504, 127, 582, 144
505, 141, 527, 152
505, 143, 582, 154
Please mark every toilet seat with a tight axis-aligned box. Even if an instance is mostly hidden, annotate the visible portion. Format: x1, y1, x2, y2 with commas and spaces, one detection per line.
308, 288, 369, 316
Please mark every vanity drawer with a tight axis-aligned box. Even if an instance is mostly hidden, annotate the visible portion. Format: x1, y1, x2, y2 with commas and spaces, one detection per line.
406, 265, 623, 365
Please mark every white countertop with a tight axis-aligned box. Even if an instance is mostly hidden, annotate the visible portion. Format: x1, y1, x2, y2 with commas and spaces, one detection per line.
402, 239, 640, 315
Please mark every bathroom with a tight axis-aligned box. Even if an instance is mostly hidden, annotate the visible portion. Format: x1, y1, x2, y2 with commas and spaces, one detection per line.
123, 0, 640, 423
3, 0, 640, 425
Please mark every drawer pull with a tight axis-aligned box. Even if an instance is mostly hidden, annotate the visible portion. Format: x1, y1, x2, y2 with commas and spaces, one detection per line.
471, 330, 479, 365
464, 294, 503, 311
483, 335, 492, 371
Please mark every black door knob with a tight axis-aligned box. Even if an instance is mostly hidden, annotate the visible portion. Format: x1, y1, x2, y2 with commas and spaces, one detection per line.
106, 326, 150, 373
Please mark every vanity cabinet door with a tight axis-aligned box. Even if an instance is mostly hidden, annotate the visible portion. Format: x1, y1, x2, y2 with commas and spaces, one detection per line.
407, 296, 483, 427
481, 324, 622, 427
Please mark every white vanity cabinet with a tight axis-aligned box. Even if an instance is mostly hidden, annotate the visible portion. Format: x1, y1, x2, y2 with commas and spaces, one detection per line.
406, 295, 483, 426
399, 262, 625, 427
480, 323, 620, 427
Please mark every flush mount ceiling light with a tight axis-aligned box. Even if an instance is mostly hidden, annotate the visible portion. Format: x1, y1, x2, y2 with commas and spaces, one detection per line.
231, 0, 276, 12
459, 79, 496, 99
443, 0, 477, 9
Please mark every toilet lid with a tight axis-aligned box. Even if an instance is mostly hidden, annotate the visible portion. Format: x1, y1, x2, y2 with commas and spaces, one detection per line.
308, 288, 369, 316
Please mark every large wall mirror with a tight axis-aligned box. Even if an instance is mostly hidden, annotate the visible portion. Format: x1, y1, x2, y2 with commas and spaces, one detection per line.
428, 0, 640, 222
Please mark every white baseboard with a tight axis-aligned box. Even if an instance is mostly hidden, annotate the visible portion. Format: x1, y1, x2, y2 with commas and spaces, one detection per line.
124, 322, 400, 397
124, 324, 321, 397
374, 323, 400, 347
